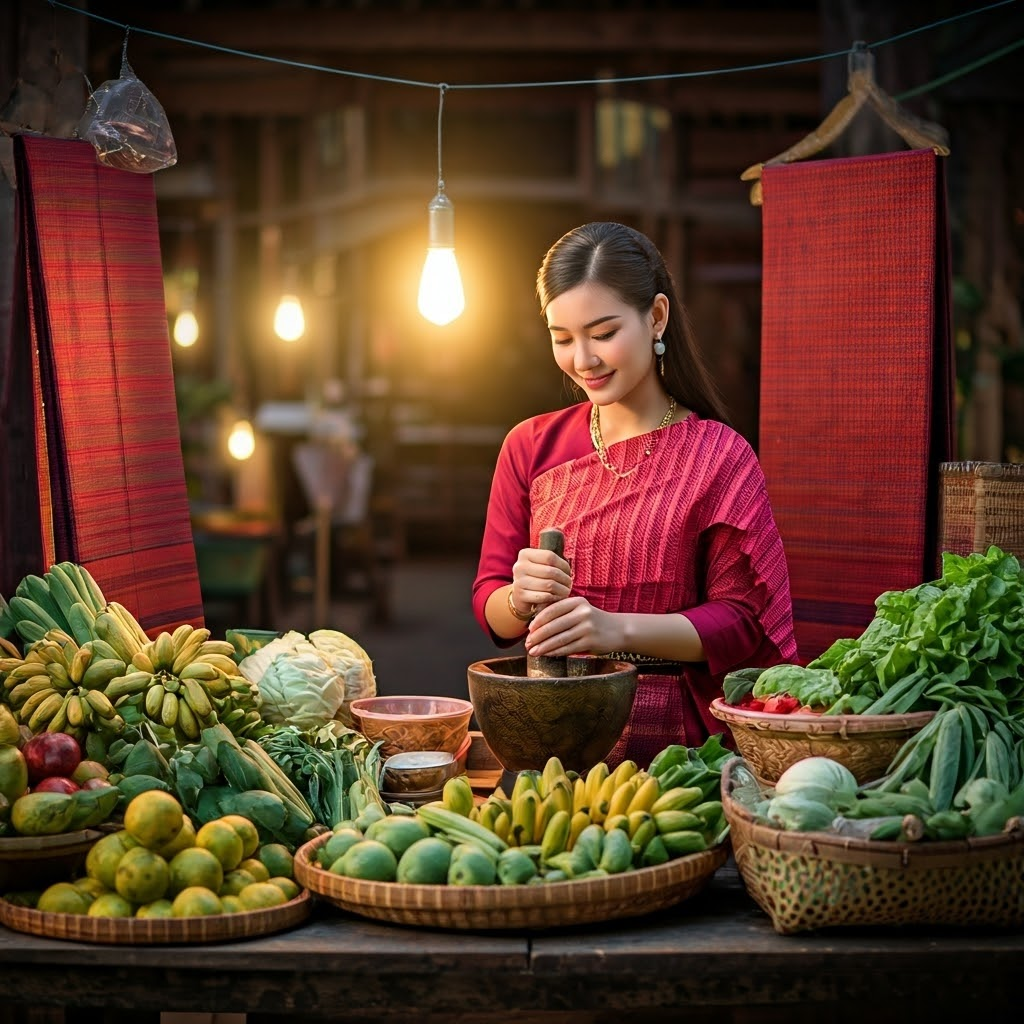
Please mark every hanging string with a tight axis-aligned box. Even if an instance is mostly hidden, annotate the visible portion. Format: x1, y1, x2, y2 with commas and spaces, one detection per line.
46, 0, 1018, 97
436, 84, 447, 193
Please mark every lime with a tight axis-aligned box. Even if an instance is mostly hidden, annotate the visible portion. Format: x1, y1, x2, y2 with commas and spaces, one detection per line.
115, 846, 170, 904
267, 876, 300, 901
220, 869, 257, 897
364, 815, 431, 858
195, 819, 244, 871
219, 814, 260, 859
238, 881, 287, 910
171, 886, 223, 917
88, 892, 135, 918
238, 857, 270, 883
317, 829, 363, 869
168, 847, 224, 897
256, 843, 294, 880
447, 845, 497, 886
135, 899, 174, 919
36, 882, 91, 915
123, 790, 184, 850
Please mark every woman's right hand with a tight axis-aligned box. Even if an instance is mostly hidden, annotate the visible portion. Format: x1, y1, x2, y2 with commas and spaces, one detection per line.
511, 546, 572, 615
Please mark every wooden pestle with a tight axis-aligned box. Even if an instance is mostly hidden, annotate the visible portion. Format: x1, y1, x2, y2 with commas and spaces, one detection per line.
526, 527, 568, 679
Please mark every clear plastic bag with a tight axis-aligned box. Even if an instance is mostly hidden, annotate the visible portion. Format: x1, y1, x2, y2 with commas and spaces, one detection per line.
76, 57, 177, 174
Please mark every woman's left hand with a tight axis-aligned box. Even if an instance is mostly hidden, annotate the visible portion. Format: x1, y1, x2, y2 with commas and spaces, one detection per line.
525, 596, 622, 657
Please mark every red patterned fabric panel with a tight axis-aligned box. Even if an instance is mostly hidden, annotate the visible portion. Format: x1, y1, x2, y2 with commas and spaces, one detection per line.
14, 135, 203, 635
758, 148, 954, 662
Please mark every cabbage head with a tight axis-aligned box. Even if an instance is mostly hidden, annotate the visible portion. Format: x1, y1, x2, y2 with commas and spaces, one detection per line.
238, 629, 376, 732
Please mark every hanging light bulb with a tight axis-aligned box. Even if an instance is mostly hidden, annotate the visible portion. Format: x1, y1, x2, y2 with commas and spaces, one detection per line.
273, 292, 305, 342
227, 418, 256, 461
417, 84, 465, 326
173, 307, 199, 347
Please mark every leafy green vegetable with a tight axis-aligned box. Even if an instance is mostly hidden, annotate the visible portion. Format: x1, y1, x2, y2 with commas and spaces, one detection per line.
752, 664, 842, 708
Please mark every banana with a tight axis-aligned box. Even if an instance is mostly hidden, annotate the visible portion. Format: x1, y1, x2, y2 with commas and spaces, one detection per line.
180, 677, 213, 719
540, 808, 571, 861
82, 657, 129, 690
153, 632, 176, 672
18, 574, 68, 631
591, 771, 619, 824
547, 779, 574, 817
44, 662, 72, 690
198, 640, 236, 658
0, 657, 26, 673
627, 810, 653, 840
66, 601, 97, 647
29, 691, 66, 731
441, 775, 475, 817
66, 693, 86, 728
603, 813, 629, 833
534, 793, 557, 843
107, 602, 151, 647
650, 786, 704, 816
572, 775, 589, 814
583, 762, 609, 811
170, 622, 195, 652
179, 661, 217, 682
540, 756, 566, 798
10, 677, 56, 704
194, 653, 239, 675
46, 693, 71, 733
171, 628, 211, 675
511, 789, 539, 846
9, 595, 63, 635
492, 810, 511, 843
144, 682, 167, 719
163, 676, 180, 694
132, 649, 156, 674
567, 810, 591, 851
15, 620, 47, 645
45, 564, 82, 622
511, 770, 540, 804
6, 661, 46, 681
67, 563, 106, 614
160, 690, 180, 728
94, 612, 141, 662
626, 775, 662, 817
478, 801, 501, 834
654, 810, 704, 835
607, 776, 641, 821
69, 644, 93, 685
609, 759, 639, 791
83, 688, 117, 721
104, 671, 156, 700
87, 639, 123, 663
630, 818, 658, 857
204, 672, 233, 698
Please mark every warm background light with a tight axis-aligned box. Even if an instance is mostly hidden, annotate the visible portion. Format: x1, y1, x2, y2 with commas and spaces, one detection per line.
273, 294, 305, 341
227, 418, 256, 460
172, 309, 199, 347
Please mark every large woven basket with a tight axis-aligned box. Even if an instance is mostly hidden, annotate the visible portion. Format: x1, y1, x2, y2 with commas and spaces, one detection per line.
709, 697, 934, 785
0, 888, 312, 944
295, 831, 726, 930
721, 758, 1024, 935
939, 461, 1024, 567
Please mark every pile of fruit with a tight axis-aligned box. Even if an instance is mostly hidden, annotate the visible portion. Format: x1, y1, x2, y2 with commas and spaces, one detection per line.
14, 790, 301, 918
313, 750, 729, 886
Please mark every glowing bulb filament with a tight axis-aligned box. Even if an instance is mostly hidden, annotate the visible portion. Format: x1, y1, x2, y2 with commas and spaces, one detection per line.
274, 294, 305, 341
227, 419, 256, 461
418, 248, 465, 326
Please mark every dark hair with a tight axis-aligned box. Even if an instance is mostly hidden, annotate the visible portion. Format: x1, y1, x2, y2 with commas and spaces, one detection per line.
536, 221, 730, 424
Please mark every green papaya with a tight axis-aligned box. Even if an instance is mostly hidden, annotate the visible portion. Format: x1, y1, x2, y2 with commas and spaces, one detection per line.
10, 791, 77, 835
68, 785, 120, 830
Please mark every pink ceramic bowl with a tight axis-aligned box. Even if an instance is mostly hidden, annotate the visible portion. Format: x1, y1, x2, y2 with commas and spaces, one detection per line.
348, 695, 474, 759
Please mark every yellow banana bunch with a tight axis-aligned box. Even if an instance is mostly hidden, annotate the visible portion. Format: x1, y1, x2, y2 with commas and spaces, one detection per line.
98, 617, 264, 745
0, 630, 125, 740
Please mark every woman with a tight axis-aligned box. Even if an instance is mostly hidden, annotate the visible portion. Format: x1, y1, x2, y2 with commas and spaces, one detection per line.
472, 222, 796, 768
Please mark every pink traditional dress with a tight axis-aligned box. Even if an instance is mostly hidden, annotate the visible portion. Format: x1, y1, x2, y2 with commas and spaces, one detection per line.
472, 403, 797, 768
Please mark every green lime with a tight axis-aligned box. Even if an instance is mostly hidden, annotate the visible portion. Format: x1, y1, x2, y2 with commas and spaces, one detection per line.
337, 839, 398, 882
396, 837, 453, 885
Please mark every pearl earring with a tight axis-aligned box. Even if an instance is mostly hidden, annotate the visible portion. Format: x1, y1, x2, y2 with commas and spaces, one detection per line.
653, 336, 666, 356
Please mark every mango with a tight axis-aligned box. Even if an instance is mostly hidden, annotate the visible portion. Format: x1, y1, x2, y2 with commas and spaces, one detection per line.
10, 791, 76, 835
0, 745, 28, 804
364, 815, 431, 858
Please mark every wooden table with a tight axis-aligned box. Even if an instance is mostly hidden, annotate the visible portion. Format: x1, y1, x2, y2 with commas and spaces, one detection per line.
1, 861, 1020, 1024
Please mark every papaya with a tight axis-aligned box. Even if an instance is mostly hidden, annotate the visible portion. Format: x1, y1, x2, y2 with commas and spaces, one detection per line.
68, 786, 120, 830
395, 837, 452, 885
364, 815, 431, 858
11, 791, 77, 835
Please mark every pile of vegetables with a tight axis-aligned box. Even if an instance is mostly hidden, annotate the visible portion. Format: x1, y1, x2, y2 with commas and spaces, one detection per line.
725, 545, 1024, 718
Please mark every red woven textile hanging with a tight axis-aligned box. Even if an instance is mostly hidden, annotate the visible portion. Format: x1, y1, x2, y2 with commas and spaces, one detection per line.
9, 135, 203, 636
757, 148, 954, 662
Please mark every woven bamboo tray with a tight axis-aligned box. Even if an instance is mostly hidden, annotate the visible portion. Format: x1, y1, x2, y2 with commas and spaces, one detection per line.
295, 830, 727, 931
0, 829, 105, 891
0, 888, 312, 945
721, 758, 1024, 935
709, 697, 934, 785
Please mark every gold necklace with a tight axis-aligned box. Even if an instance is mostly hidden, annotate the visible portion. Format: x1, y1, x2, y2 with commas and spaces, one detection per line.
590, 398, 677, 478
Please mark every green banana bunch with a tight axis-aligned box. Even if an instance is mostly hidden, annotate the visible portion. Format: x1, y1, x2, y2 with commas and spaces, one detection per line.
4, 562, 107, 648
0, 628, 125, 740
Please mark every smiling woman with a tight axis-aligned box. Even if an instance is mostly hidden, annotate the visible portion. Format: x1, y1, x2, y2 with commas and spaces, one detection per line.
472, 221, 798, 768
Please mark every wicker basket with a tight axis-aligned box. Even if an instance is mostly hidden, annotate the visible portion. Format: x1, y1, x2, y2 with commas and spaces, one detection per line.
0, 888, 312, 945
295, 830, 727, 931
0, 829, 105, 891
939, 461, 1024, 565
721, 758, 1024, 934
709, 697, 934, 785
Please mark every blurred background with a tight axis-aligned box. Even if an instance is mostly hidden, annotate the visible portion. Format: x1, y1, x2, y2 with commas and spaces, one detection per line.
1, 0, 1021, 699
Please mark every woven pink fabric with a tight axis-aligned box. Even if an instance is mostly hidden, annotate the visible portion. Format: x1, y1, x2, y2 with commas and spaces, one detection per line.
758, 149, 954, 662
13, 135, 203, 635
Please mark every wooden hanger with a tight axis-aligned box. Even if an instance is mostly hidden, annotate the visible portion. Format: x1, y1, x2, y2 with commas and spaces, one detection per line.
741, 41, 950, 206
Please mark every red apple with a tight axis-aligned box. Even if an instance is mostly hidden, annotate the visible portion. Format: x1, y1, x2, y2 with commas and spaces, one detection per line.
22, 732, 81, 784
34, 776, 80, 794
81, 777, 114, 791
71, 760, 110, 785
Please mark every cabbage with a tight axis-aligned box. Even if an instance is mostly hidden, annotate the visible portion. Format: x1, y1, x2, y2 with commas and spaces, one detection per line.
764, 793, 837, 832
773, 757, 858, 809
238, 629, 376, 732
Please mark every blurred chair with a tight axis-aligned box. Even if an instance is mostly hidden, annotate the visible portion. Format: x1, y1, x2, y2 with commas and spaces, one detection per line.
291, 442, 396, 628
